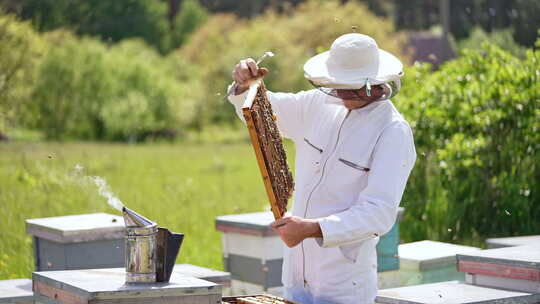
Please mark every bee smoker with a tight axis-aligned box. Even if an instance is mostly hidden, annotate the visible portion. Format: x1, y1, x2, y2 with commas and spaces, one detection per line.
122, 207, 184, 283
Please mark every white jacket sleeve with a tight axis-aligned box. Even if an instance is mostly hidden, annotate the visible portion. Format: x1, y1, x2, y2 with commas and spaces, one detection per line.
317, 121, 417, 248
227, 83, 315, 141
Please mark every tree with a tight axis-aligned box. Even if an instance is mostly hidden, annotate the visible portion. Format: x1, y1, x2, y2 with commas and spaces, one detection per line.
15, 0, 172, 53
393, 0, 540, 48
0, 14, 43, 134
170, 0, 208, 49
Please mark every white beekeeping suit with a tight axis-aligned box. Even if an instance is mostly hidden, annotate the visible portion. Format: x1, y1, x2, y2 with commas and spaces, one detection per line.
228, 33, 416, 304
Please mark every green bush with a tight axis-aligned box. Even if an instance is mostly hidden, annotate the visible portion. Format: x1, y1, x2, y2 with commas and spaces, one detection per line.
396, 40, 540, 245
29, 31, 200, 140
0, 14, 43, 134
18, 0, 172, 53
171, 0, 209, 50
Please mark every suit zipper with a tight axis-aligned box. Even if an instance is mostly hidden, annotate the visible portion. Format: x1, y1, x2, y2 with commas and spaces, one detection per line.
301, 109, 351, 288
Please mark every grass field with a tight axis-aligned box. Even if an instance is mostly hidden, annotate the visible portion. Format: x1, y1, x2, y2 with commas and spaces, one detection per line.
0, 139, 295, 279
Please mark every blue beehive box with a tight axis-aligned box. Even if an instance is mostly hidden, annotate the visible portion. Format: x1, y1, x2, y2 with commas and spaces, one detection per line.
26, 213, 125, 271
376, 207, 404, 272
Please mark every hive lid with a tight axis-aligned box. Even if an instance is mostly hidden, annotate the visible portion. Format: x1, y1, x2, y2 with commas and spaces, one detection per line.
26, 213, 125, 243
457, 244, 540, 280
32, 268, 220, 300
173, 264, 231, 284
399, 240, 481, 270
376, 280, 540, 304
486, 235, 540, 249
216, 212, 276, 236
0, 279, 33, 302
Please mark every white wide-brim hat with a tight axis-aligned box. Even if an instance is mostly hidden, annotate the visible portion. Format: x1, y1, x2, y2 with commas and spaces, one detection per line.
304, 33, 403, 89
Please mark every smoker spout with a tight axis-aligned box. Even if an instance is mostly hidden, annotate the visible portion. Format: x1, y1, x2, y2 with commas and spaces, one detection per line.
122, 207, 155, 227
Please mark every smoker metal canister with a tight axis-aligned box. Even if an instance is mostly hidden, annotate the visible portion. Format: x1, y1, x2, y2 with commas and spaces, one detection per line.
123, 207, 158, 283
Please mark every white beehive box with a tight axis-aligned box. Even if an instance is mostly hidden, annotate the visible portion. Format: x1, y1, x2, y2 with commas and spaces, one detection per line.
398, 240, 480, 286
376, 280, 540, 304
486, 235, 540, 249
458, 244, 540, 293
32, 268, 222, 304
215, 212, 284, 295
26, 213, 125, 271
0, 279, 33, 304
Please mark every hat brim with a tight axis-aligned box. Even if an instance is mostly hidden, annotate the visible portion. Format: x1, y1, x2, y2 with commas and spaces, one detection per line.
304, 49, 403, 89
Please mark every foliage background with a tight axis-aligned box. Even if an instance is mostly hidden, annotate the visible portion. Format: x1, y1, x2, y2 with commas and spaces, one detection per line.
396, 42, 539, 243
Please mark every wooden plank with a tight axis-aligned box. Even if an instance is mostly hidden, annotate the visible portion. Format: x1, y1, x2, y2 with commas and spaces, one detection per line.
241, 82, 283, 220
33, 281, 87, 304
466, 273, 540, 293
458, 260, 540, 281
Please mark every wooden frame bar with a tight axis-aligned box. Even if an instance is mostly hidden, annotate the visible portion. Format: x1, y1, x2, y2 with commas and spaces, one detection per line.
241, 80, 292, 219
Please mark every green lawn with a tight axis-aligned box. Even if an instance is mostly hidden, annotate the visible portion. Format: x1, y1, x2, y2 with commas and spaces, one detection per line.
0, 140, 295, 279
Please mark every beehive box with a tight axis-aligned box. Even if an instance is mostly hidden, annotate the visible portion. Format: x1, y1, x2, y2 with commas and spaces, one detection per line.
32, 268, 222, 304
376, 280, 540, 304
0, 279, 33, 304
486, 235, 540, 249
216, 212, 283, 295
377, 207, 405, 273
26, 213, 125, 271
398, 240, 480, 286
457, 244, 540, 293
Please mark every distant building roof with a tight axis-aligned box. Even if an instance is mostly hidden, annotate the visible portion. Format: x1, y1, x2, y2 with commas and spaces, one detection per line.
406, 32, 454, 67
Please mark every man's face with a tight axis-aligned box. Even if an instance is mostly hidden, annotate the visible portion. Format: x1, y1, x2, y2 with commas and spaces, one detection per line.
336, 85, 385, 110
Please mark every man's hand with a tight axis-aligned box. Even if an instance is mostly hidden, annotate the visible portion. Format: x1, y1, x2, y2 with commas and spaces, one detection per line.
232, 58, 269, 95
271, 216, 322, 248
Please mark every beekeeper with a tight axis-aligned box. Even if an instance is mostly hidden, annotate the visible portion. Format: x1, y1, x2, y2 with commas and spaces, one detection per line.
228, 33, 416, 304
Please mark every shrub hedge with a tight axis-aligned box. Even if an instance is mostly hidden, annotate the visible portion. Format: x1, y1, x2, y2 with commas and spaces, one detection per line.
396, 40, 539, 244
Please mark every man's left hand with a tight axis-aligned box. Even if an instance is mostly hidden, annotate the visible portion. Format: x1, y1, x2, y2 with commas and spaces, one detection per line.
271, 216, 322, 248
